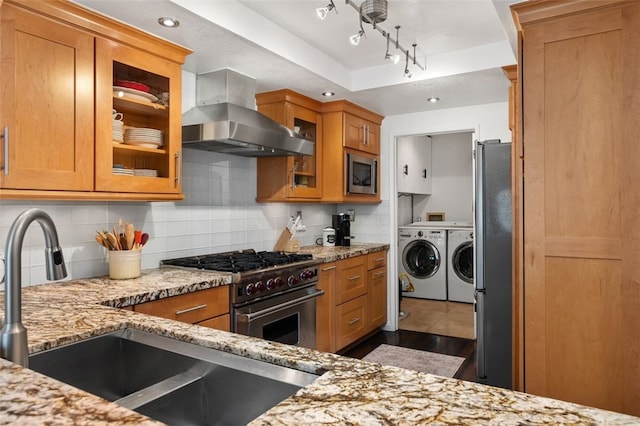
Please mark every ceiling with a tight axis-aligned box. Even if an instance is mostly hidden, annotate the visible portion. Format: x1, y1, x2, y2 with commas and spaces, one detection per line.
74, 0, 521, 117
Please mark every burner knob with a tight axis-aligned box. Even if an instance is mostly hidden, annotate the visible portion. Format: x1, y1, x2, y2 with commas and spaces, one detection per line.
246, 283, 255, 296
274, 277, 284, 287
299, 270, 312, 280
266, 278, 275, 290
255, 281, 266, 292
287, 275, 299, 287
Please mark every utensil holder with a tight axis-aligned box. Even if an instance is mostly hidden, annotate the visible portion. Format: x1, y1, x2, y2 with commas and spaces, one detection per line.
108, 249, 141, 279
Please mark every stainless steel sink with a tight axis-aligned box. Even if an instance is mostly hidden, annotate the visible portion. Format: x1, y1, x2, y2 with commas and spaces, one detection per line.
29, 329, 318, 425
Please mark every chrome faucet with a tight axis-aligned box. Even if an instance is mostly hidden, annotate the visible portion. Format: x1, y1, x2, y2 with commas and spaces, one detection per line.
1, 208, 67, 367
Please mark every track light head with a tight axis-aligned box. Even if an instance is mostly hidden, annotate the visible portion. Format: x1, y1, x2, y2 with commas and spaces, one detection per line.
385, 53, 400, 64
350, 29, 365, 46
316, 0, 337, 20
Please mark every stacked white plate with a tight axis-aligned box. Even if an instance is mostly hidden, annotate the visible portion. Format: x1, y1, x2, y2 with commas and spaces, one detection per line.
112, 167, 134, 176
124, 127, 163, 149
134, 169, 158, 177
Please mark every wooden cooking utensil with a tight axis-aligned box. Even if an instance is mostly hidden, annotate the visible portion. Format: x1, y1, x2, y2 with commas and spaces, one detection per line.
125, 223, 135, 251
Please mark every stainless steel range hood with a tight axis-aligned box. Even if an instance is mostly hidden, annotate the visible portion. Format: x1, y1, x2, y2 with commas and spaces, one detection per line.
182, 70, 314, 157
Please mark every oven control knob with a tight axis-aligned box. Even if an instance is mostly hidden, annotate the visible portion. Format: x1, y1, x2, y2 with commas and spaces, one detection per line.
255, 281, 266, 292
287, 275, 299, 287
246, 283, 256, 296
300, 269, 315, 280
266, 278, 275, 290
274, 277, 284, 288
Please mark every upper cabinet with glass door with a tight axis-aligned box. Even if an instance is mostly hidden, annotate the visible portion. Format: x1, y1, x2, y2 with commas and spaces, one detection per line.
95, 38, 186, 199
256, 90, 323, 202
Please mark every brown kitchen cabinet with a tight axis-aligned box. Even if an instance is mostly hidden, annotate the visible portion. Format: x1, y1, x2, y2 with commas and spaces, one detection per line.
0, 0, 190, 201
512, 0, 640, 415
335, 295, 367, 351
331, 255, 368, 351
95, 38, 184, 197
321, 100, 384, 203
134, 286, 230, 332
367, 251, 387, 332
256, 90, 323, 202
344, 112, 380, 155
316, 250, 388, 352
316, 262, 336, 353
0, 2, 94, 192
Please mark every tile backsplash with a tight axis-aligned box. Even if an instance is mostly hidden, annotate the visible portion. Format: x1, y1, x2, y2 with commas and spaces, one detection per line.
0, 149, 389, 287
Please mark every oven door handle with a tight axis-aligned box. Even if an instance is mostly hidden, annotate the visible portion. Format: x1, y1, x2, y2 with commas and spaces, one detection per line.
236, 289, 324, 322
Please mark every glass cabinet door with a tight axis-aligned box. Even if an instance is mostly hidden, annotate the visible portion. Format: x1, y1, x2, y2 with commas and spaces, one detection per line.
95, 38, 183, 198
286, 105, 322, 199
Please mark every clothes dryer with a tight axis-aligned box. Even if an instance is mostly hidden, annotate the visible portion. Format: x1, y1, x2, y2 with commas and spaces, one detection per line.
398, 226, 447, 300
447, 228, 474, 303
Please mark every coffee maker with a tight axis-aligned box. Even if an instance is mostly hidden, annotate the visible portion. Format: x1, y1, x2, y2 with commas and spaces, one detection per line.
332, 213, 351, 246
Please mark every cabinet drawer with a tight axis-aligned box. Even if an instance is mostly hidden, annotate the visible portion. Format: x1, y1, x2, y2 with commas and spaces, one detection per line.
335, 256, 367, 305
196, 313, 231, 332
335, 295, 367, 350
367, 251, 387, 270
134, 286, 229, 324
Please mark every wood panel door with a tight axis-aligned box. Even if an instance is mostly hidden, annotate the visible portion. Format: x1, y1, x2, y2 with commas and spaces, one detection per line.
0, 3, 94, 191
518, 1, 640, 415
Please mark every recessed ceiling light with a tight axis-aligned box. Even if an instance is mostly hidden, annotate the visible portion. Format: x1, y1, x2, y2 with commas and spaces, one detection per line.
427, 97, 440, 103
158, 17, 180, 28
322, 91, 335, 97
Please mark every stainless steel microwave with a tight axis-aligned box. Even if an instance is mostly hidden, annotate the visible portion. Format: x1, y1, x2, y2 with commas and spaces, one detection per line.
346, 152, 378, 195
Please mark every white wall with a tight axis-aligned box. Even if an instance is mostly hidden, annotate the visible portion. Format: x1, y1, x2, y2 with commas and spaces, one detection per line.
414, 132, 474, 223
381, 101, 510, 330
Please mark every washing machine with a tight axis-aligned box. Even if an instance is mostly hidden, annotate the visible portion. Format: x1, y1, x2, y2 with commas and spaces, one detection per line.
447, 228, 474, 303
398, 226, 447, 300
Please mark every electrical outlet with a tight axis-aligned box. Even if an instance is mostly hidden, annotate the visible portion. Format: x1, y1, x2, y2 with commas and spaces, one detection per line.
347, 209, 356, 221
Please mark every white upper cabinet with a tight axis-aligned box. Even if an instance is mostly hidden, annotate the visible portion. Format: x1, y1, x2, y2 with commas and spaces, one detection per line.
397, 136, 431, 194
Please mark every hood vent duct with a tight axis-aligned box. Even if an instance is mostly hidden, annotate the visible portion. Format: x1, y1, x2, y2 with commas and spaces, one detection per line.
182, 69, 314, 157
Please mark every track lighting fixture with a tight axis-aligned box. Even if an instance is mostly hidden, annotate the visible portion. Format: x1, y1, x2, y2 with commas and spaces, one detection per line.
350, 6, 366, 45
316, 0, 425, 74
316, 0, 337, 20
384, 32, 400, 64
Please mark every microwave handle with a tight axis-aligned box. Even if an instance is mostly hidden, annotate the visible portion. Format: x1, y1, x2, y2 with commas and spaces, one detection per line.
374, 159, 378, 193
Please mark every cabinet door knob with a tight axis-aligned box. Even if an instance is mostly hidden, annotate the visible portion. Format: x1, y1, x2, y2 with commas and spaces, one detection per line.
403, 165, 408, 175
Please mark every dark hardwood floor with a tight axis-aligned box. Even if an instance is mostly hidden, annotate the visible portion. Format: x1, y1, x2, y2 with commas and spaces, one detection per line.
338, 329, 477, 382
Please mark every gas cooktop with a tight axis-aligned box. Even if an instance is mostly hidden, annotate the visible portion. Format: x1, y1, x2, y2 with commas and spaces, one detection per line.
160, 249, 315, 273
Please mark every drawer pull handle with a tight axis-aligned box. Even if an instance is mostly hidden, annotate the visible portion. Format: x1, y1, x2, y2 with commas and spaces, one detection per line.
348, 317, 361, 325
374, 257, 384, 262
175, 304, 207, 315
322, 265, 337, 271
347, 275, 361, 281
373, 271, 385, 277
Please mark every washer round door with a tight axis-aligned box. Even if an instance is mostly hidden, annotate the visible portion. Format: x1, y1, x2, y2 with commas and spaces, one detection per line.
453, 241, 474, 283
402, 240, 441, 278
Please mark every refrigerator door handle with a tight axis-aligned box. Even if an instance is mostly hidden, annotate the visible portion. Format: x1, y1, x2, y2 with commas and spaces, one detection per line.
476, 290, 487, 379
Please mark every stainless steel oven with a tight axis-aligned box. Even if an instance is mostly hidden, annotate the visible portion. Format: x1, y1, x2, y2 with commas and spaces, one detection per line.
234, 284, 322, 349
161, 250, 324, 350
346, 151, 378, 195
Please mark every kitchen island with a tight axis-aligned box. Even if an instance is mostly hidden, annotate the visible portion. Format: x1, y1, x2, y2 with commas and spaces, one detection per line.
0, 244, 638, 424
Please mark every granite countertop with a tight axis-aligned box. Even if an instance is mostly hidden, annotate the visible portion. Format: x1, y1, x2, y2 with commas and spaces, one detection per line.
0, 244, 638, 425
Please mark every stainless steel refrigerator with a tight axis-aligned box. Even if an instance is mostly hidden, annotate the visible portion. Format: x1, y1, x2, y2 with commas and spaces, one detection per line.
474, 140, 512, 389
